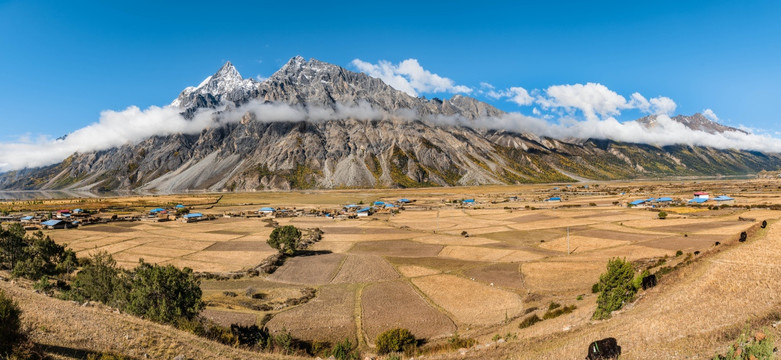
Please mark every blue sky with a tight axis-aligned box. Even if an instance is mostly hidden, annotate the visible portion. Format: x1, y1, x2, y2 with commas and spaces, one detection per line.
1, 0, 780, 142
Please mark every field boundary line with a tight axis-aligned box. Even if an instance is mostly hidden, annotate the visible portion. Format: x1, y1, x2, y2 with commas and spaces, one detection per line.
404, 278, 459, 330
354, 283, 368, 348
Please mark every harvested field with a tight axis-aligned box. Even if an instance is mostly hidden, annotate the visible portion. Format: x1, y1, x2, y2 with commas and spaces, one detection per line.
411, 234, 499, 246
349, 240, 443, 257
641, 234, 731, 251
386, 257, 481, 273
330, 255, 399, 284
411, 274, 524, 325
362, 281, 456, 343
462, 263, 524, 290
79, 225, 136, 233
648, 220, 746, 233
201, 308, 258, 327
396, 265, 440, 278
521, 261, 606, 294
205, 241, 274, 252
265, 285, 357, 344
438, 245, 543, 262
481, 229, 566, 244
267, 253, 345, 284
507, 213, 556, 223
538, 235, 629, 253
308, 240, 355, 253
574, 228, 663, 242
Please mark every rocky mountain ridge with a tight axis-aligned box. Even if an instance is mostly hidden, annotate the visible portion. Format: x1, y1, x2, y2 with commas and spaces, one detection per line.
1, 57, 778, 192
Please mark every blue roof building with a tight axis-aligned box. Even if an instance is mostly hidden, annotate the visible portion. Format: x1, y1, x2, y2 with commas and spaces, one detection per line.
175, 204, 185, 209
41, 220, 61, 226
385, 203, 395, 208
655, 197, 673, 202
357, 207, 372, 213
149, 208, 165, 214
546, 197, 562, 202
688, 198, 708, 204
398, 198, 411, 203
21, 216, 34, 221
629, 199, 646, 206
259, 207, 275, 212
462, 199, 475, 203
373, 201, 385, 206
714, 195, 734, 201
183, 213, 203, 218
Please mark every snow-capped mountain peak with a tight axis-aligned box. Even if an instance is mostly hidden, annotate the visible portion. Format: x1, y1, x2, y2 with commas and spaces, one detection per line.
171, 61, 258, 109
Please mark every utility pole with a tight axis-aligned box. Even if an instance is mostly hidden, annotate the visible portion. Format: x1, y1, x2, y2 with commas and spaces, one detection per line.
567, 227, 570, 255
435, 210, 440, 234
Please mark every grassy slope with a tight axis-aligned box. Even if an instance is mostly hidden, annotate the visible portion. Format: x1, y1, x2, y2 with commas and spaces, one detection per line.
431, 217, 781, 359
0, 278, 306, 360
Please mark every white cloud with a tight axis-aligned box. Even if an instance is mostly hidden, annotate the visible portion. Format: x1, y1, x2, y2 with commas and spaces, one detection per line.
486, 86, 533, 106
702, 108, 719, 122
540, 83, 630, 121
649, 96, 676, 116
351, 58, 472, 97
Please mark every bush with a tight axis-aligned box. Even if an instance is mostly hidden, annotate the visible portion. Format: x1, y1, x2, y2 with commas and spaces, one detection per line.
713, 328, 774, 360
230, 324, 269, 348
125, 261, 204, 324
329, 338, 359, 360
543, 304, 577, 319
376, 328, 416, 355
632, 269, 651, 290
593, 258, 637, 320
267, 225, 302, 256
0, 226, 77, 280
447, 332, 476, 350
0, 289, 24, 357
675, 250, 683, 257
591, 283, 600, 293
518, 314, 541, 329
69, 251, 130, 308
658, 211, 668, 220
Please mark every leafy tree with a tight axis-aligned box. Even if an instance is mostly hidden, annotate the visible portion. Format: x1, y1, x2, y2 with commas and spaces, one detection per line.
0, 289, 24, 357
267, 225, 302, 256
658, 211, 668, 220
125, 261, 203, 324
0, 223, 26, 270
69, 251, 130, 307
12, 231, 71, 279
593, 257, 637, 320
376, 328, 416, 354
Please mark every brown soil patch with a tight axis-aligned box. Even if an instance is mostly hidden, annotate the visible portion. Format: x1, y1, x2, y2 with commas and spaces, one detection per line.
411, 234, 499, 246
330, 255, 399, 284
265, 285, 357, 344
349, 240, 443, 257
267, 253, 345, 284
641, 234, 731, 251
463, 263, 524, 289
649, 221, 745, 233
386, 257, 481, 273
362, 281, 456, 343
411, 274, 524, 325
507, 213, 556, 223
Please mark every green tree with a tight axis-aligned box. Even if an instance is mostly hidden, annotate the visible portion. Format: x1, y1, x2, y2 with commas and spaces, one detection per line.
0, 289, 24, 357
267, 225, 302, 256
70, 251, 130, 307
0, 223, 26, 270
376, 328, 416, 355
12, 231, 71, 279
593, 257, 637, 320
125, 261, 204, 324
658, 211, 668, 220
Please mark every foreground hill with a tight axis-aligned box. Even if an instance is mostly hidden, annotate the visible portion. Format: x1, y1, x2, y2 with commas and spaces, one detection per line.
1, 57, 779, 192
0, 276, 303, 360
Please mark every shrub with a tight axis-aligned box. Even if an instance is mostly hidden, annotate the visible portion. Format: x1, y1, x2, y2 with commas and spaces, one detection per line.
273, 328, 294, 354
518, 314, 541, 329
713, 328, 774, 360
591, 283, 600, 293
329, 338, 359, 360
543, 304, 577, 319
69, 251, 130, 308
125, 261, 203, 324
376, 328, 416, 355
34, 275, 55, 296
593, 258, 636, 320
230, 324, 269, 348
547, 302, 561, 310
0, 289, 24, 357
658, 211, 668, 220
675, 250, 683, 257
632, 269, 651, 290
447, 332, 476, 350
267, 225, 302, 256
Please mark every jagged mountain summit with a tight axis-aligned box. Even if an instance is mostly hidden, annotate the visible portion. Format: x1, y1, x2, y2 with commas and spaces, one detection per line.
1, 57, 779, 192
637, 113, 747, 135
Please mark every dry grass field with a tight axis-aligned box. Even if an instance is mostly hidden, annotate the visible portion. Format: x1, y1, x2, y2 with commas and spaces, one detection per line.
9, 178, 781, 357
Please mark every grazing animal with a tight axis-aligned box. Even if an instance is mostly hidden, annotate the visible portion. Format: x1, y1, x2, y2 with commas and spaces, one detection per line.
586, 338, 621, 360
641, 274, 657, 290
694, 251, 700, 255
762, 220, 768, 229
739, 231, 748, 242
714, 241, 720, 246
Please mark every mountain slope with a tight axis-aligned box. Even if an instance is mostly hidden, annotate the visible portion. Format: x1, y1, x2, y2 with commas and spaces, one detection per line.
1, 57, 779, 192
